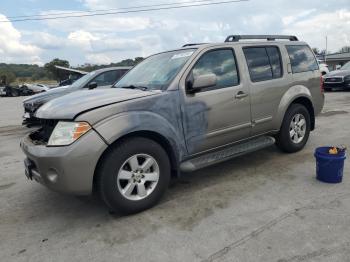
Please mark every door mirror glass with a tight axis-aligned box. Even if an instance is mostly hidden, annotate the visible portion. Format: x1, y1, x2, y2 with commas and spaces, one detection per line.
186, 73, 217, 93
87, 82, 98, 89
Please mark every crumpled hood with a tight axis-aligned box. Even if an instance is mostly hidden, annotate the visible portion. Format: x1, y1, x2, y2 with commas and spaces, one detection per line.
23, 85, 71, 105
325, 70, 350, 78
36, 88, 159, 120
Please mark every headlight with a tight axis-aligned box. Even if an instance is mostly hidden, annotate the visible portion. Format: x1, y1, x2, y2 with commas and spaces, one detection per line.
344, 75, 350, 81
48, 121, 91, 146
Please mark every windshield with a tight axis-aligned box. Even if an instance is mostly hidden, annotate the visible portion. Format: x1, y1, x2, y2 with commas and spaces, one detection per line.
70, 71, 97, 88
114, 49, 195, 90
341, 62, 350, 70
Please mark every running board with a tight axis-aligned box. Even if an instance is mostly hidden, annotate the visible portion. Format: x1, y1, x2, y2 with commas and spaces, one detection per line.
180, 136, 275, 172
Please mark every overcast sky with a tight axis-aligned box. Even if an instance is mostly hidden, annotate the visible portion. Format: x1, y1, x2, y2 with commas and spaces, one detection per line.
0, 0, 349, 66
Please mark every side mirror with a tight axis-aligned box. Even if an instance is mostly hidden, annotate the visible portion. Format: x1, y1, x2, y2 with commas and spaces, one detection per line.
87, 82, 98, 89
186, 73, 217, 94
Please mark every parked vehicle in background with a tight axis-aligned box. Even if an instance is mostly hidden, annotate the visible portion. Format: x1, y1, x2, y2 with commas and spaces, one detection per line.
318, 61, 329, 76
55, 65, 88, 87
0, 86, 6, 96
323, 61, 350, 91
0, 85, 34, 97
21, 83, 50, 93
22, 67, 131, 126
21, 35, 324, 214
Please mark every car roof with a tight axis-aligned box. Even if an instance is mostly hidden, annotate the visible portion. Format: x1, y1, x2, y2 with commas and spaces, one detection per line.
179, 40, 308, 51
143, 35, 308, 60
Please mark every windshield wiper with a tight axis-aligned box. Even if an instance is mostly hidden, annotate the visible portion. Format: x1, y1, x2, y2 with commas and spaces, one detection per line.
119, 85, 148, 91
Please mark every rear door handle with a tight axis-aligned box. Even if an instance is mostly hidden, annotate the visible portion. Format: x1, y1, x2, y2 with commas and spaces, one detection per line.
235, 91, 248, 99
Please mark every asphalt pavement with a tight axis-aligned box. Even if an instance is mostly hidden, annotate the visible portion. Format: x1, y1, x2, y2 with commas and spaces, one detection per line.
1, 92, 350, 262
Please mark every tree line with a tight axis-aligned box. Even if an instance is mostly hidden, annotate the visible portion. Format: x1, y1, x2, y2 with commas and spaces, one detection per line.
0, 57, 144, 86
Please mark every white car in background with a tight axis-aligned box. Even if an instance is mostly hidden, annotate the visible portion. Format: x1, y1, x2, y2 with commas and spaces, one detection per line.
21, 83, 50, 93
317, 60, 329, 76
0, 86, 6, 96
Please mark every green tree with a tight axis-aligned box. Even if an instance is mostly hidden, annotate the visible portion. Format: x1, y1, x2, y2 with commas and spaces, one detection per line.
44, 58, 70, 80
0, 70, 16, 85
134, 57, 144, 64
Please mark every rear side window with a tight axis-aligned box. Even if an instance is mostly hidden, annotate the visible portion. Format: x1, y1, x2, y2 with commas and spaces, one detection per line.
243, 46, 282, 82
266, 47, 282, 78
286, 45, 319, 73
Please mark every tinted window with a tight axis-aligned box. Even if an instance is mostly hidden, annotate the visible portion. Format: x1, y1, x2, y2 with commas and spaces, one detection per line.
243, 47, 282, 82
266, 47, 282, 78
191, 49, 239, 92
115, 69, 129, 81
286, 45, 319, 73
93, 71, 118, 86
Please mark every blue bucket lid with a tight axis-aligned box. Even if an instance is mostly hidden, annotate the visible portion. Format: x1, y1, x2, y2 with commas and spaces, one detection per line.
315, 147, 346, 158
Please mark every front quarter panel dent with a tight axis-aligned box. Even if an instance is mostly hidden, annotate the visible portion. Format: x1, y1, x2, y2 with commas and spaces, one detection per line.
94, 111, 186, 161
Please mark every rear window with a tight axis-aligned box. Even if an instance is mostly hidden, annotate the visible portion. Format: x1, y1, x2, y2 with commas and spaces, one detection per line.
243, 46, 282, 82
286, 45, 318, 73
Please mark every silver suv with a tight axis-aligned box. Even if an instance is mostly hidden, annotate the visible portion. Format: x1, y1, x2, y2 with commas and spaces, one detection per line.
21, 35, 324, 214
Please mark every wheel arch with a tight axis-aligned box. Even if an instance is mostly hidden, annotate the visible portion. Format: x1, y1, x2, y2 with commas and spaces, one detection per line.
93, 130, 180, 191
276, 85, 315, 131
290, 96, 315, 130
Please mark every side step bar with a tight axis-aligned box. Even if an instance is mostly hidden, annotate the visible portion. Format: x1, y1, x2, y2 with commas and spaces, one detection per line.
180, 136, 275, 172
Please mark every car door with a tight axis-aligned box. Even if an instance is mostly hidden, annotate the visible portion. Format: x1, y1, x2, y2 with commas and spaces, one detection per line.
180, 47, 251, 155
242, 45, 292, 135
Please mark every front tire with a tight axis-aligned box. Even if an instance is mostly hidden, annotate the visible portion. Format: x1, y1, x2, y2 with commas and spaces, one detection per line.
96, 137, 171, 214
276, 104, 311, 153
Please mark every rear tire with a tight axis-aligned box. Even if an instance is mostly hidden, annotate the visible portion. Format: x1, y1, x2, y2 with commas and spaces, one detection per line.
276, 104, 311, 153
96, 137, 171, 214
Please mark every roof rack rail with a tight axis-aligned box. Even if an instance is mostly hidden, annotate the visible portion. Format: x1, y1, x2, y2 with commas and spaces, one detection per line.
182, 43, 207, 47
224, 35, 298, 42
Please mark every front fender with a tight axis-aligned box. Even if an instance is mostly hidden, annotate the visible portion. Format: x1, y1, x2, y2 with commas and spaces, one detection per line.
93, 111, 187, 161
274, 85, 313, 130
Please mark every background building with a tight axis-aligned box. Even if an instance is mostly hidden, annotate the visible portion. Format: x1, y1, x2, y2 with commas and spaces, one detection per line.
317, 52, 350, 71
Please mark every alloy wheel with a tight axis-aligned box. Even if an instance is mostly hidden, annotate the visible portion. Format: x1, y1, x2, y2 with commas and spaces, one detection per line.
117, 154, 160, 201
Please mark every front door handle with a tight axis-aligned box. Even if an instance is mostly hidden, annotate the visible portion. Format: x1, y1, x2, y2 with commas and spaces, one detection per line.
235, 91, 248, 99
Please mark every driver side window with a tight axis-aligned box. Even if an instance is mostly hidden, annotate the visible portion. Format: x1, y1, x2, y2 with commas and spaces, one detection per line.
191, 49, 239, 92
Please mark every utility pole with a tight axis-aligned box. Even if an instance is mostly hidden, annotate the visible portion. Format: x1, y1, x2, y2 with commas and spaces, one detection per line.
325, 35, 328, 64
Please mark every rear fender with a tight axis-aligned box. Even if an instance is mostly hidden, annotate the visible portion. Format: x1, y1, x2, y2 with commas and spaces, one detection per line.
274, 85, 313, 130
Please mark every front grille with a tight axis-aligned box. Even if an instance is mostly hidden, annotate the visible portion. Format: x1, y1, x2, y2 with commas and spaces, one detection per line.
29, 119, 58, 145
324, 83, 346, 88
324, 77, 343, 83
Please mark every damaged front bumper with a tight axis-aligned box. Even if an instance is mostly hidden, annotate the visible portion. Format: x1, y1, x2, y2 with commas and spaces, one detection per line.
20, 128, 108, 195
